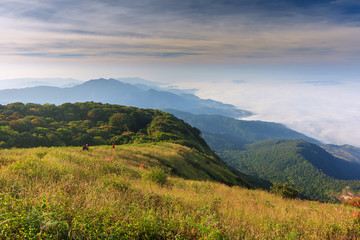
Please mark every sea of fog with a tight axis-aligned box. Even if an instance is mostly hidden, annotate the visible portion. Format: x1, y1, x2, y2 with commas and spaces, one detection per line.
175, 80, 360, 148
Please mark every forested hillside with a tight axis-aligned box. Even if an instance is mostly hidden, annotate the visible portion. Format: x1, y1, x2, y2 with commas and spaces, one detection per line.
166, 109, 320, 150
323, 144, 360, 163
0, 102, 211, 155
221, 139, 360, 202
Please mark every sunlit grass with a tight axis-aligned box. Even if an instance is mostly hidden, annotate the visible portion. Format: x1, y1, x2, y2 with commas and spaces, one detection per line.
1, 144, 360, 239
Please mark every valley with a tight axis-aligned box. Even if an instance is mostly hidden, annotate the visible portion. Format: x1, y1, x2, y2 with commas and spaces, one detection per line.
0, 83, 360, 238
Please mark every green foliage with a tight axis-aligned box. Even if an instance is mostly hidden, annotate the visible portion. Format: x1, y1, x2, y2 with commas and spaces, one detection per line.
0, 145, 359, 239
220, 139, 360, 202
0, 102, 214, 157
109, 112, 129, 130
142, 167, 168, 186
0, 145, 235, 239
270, 182, 299, 199
167, 109, 319, 151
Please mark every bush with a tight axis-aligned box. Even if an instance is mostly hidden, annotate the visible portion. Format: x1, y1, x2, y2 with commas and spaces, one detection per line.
0, 141, 8, 148
270, 182, 299, 199
142, 167, 168, 186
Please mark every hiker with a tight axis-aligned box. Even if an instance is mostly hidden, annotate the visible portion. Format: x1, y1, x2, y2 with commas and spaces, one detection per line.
82, 144, 89, 151
112, 143, 115, 148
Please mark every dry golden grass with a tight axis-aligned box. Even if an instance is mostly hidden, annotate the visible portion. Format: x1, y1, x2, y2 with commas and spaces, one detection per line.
0, 144, 360, 239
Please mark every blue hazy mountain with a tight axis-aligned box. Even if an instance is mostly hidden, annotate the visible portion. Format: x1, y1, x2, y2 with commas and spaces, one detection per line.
322, 144, 360, 164
1, 77, 359, 164
0, 78, 82, 90
166, 109, 321, 150
0, 78, 251, 118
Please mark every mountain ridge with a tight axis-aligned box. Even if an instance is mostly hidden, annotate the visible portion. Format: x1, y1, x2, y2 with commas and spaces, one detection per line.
221, 139, 360, 202
0, 101, 252, 188
0, 78, 250, 118
166, 109, 321, 149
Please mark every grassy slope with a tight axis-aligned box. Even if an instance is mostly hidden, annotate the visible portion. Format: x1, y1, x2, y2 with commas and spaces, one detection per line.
1, 144, 360, 239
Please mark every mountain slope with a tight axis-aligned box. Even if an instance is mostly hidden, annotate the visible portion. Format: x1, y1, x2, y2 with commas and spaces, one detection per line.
166, 109, 321, 150
0, 78, 82, 90
220, 139, 360, 202
323, 144, 360, 163
1, 145, 359, 239
0, 102, 210, 154
0, 78, 250, 118
0, 102, 252, 187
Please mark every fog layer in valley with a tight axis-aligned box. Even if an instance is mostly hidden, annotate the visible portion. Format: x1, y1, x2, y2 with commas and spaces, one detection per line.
177, 80, 360, 147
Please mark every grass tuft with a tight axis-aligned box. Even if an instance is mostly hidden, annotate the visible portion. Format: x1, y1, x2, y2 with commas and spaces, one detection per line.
0, 144, 359, 239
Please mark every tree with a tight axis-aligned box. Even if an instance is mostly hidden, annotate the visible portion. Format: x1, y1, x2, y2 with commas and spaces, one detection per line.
109, 113, 129, 131
270, 182, 299, 199
14, 132, 37, 148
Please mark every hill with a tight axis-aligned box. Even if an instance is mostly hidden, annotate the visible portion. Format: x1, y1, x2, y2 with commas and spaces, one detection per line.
0, 102, 211, 154
1, 145, 359, 239
323, 144, 360, 164
220, 139, 360, 202
0, 78, 251, 118
166, 110, 360, 200
166, 109, 321, 150
0, 102, 253, 188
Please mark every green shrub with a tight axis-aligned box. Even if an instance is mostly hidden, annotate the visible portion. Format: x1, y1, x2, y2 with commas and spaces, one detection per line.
142, 167, 168, 186
0, 141, 8, 148
270, 182, 299, 199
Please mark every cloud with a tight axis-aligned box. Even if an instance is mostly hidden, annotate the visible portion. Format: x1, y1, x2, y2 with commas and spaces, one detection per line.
0, 0, 358, 147
187, 78, 360, 147
300, 80, 345, 86
232, 80, 246, 84
0, 0, 359, 84
0, 0, 360, 65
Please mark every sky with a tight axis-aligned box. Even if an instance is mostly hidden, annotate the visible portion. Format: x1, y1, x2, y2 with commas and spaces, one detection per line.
0, 0, 360, 146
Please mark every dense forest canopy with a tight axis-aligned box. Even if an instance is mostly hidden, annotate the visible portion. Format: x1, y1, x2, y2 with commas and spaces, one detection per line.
0, 102, 212, 155
221, 139, 360, 202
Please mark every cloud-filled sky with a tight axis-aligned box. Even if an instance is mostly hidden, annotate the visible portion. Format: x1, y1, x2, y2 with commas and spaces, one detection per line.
0, 0, 359, 146
1, 0, 360, 77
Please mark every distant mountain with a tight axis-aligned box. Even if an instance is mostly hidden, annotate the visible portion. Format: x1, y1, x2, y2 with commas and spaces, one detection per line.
0, 78, 82, 90
166, 110, 360, 201
0, 78, 250, 118
322, 144, 360, 164
116, 77, 199, 95
166, 109, 321, 150
166, 109, 360, 161
220, 139, 360, 202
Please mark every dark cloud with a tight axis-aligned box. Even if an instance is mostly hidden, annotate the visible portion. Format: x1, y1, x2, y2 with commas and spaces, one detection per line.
3, 0, 360, 34
1, 0, 359, 64
107, 0, 360, 25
